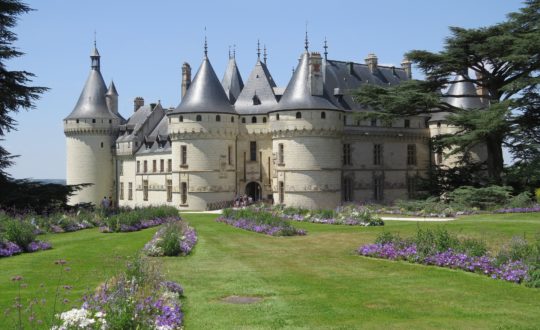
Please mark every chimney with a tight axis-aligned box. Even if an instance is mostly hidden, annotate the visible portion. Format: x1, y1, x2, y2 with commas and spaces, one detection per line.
181, 62, 191, 99
475, 71, 489, 101
401, 57, 412, 79
309, 52, 323, 96
134, 97, 144, 112
365, 53, 378, 73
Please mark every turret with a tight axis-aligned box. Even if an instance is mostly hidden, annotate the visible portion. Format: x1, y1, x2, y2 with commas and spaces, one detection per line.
105, 81, 118, 115
221, 54, 244, 104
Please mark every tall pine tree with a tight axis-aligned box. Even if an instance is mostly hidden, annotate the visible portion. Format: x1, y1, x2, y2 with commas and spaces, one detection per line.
354, 0, 540, 185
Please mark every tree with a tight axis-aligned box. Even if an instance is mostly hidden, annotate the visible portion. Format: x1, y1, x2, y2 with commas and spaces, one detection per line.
0, 0, 48, 179
354, 0, 540, 185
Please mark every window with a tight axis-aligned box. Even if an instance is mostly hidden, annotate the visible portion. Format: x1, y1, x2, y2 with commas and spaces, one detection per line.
250, 141, 257, 161
120, 182, 124, 200
119, 161, 123, 176
278, 143, 284, 164
181, 145, 187, 166
196, 115, 202, 121
241, 118, 246, 123
181, 182, 187, 204
160, 159, 164, 172
424, 118, 430, 128
404, 119, 410, 128
231, 116, 234, 123
343, 144, 351, 165
128, 182, 133, 200
180, 115, 183, 122
436, 149, 443, 165
100, 142, 104, 148
143, 160, 148, 173
321, 112, 326, 119
152, 160, 157, 172
252, 116, 257, 123
276, 114, 280, 121
296, 112, 302, 119
92, 119, 96, 123
168, 159, 172, 172
76, 119, 79, 123
228, 146, 232, 165
278, 181, 284, 204
373, 176, 384, 201
216, 115, 221, 122
407, 144, 417, 166
109, 119, 112, 124
166, 179, 172, 202
263, 117, 267, 123
252, 94, 261, 105
437, 121, 441, 128
344, 115, 347, 125
137, 161, 140, 173
373, 144, 382, 165
406, 176, 416, 198
343, 177, 353, 202
143, 180, 148, 201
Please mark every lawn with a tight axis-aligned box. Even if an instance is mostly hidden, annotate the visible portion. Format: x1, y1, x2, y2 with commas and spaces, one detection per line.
1, 213, 540, 329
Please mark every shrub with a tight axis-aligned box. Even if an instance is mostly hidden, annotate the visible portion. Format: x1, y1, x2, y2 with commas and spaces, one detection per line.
375, 231, 400, 245
507, 192, 534, 209
459, 238, 488, 257
448, 185, 513, 210
143, 221, 197, 257
4, 219, 36, 251
535, 188, 540, 203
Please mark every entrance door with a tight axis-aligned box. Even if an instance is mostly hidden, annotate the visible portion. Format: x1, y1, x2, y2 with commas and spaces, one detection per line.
245, 182, 261, 201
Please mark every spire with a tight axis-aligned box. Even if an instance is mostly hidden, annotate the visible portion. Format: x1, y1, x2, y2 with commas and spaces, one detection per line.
233, 44, 236, 59
304, 24, 309, 52
222, 54, 244, 104
323, 37, 328, 60
204, 27, 208, 57
235, 56, 277, 114
228, 45, 231, 59
263, 45, 267, 64
90, 38, 100, 71
257, 39, 261, 59
106, 80, 118, 96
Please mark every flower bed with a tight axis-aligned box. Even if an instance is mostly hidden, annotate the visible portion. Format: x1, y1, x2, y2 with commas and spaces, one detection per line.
217, 208, 306, 236
495, 205, 540, 214
358, 229, 540, 286
277, 205, 384, 226
54, 257, 185, 330
100, 206, 180, 233
143, 221, 198, 257
0, 239, 52, 258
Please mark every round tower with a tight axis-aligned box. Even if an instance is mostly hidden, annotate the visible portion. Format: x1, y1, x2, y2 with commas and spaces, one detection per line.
270, 51, 343, 209
64, 45, 121, 206
168, 48, 238, 210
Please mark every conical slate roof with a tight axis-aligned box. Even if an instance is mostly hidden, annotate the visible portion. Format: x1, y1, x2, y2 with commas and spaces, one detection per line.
276, 52, 337, 111
106, 81, 118, 96
172, 56, 235, 114
234, 59, 277, 114
221, 57, 244, 104
443, 74, 484, 109
65, 48, 119, 120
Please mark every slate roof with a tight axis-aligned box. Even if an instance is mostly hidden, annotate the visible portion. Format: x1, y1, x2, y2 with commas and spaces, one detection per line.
171, 56, 235, 114
221, 57, 244, 104
443, 74, 484, 109
136, 116, 171, 155
106, 81, 118, 96
234, 59, 278, 114
116, 104, 154, 142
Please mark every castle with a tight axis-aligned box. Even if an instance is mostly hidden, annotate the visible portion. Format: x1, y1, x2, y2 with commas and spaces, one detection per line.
64, 40, 487, 210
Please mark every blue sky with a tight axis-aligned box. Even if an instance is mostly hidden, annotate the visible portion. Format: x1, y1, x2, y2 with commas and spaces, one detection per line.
4, 0, 524, 179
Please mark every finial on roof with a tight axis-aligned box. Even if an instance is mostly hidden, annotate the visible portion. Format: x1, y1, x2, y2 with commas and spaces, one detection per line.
292, 66, 295, 75
257, 39, 261, 59
204, 27, 208, 57
323, 37, 328, 60
233, 44, 236, 59
228, 45, 231, 59
304, 22, 309, 51
263, 45, 267, 64
93, 30, 97, 48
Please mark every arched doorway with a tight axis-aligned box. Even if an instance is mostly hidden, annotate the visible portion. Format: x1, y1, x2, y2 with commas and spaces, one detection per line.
245, 182, 261, 201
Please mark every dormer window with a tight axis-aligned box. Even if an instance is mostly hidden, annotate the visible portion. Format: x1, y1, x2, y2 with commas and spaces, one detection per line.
252, 94, 261, 105
252, 116, 257, 123
196, 115, 202, 122
216, 115, 221, 122
296, 112, 302, 119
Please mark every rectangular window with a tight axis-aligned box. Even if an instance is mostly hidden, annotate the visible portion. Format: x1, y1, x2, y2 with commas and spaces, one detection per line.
373, 176, 384, 201
278, 143, 284, 164
160, 159, 164, 172
181, 182, 187, 204
250, 141, 257, 161
373, 144, 382, 165
143, 160, 148, 173
128, 182, 133, 200
343, 178, 353, 202
119, 182, 124, 200
436, 150, 443, 165
166, 179, 172, 202
407, 176, 416, 198
407, 144, 417, 166
370, 118, 377, 127
119, 161, 123, 176
404, 119, 410, 128
137, 161, 140, 173
228, 146, 232, 165
168, 159, 172, 172
143, 180, 148, 201
343, 143, 351, 165
181, 145, 187, 165
152, 160, 157, 173
278, 181, 284, 204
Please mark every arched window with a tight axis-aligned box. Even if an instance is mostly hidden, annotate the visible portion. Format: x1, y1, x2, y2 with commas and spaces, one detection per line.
216, 115, 221, 122
231, 116, 234, 123
276, 114, 280, 121
263, 117, 267, 123
321, 112, 326, 119
296, 112, 302, 119
241, 118, 246, 123
252, 116, 257, 123
180, 115, 184, 122
196, 115, 202, 122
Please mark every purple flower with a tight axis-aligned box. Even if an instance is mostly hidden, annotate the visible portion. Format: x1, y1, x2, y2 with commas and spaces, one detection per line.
0, 241, 23, 257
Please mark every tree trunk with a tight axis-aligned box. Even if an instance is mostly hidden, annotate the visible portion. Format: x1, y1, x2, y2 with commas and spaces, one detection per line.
485, 134, 504, 184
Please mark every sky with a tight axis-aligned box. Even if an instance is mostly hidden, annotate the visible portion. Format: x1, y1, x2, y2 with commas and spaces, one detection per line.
3, 0, 524, 179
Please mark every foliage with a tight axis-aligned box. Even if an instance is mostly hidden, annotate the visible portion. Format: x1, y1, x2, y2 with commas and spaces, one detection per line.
143, 221, 198, 257
218, 208, 306, 236
101, 206, 179, 233
273, 204, 384, 226
536, 188, 540, 203
448, 185, 513, 210
353, 0, 540, 184
507, 192, 534, 208
3, 217, 35, 250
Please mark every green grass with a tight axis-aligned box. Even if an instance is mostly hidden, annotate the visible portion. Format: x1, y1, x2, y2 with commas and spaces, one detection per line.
1, 213, 540, 329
